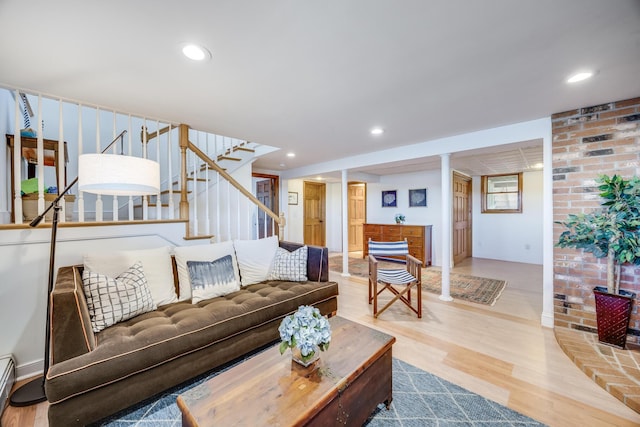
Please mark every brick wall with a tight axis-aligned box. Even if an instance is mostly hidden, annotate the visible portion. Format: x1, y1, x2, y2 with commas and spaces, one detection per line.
552, 96, 640, 345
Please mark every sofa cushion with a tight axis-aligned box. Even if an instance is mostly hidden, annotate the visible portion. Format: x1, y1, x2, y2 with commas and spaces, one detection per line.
45, 279, 339, 404
234, 235, 279, 286
174, 240, 240, 302
83, 246, 177, 307
82, 262, 157, 333
269, 246, 308, 281
187, 255, 240, 303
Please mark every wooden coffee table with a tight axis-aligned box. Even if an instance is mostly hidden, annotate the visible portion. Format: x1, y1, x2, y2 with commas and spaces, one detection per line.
177, 316, 395, 426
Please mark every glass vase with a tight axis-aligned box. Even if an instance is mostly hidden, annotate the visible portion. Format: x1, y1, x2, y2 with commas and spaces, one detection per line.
291, 345, 320, 367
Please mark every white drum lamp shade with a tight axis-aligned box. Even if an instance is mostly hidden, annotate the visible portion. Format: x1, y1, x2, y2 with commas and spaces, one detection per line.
78, 154, 160, 195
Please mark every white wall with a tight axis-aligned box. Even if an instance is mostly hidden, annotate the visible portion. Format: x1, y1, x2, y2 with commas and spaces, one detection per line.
472, 170, 543, 264
285, 179, 305, 244
0, 222, 203, 380
365, 170, 442, 266
325, 182, 342, 252
310, 168, 544, 267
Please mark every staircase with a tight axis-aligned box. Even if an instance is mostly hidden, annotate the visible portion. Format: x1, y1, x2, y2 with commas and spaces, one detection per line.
133, 124, 282, 241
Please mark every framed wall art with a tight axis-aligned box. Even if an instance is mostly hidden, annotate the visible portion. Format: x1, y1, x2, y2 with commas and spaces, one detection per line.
288, 192, 298, 205
381, 190, 397, 207
409, 188, 427, 207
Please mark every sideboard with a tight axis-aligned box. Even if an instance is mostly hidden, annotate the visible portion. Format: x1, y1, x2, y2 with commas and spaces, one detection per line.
363, 223, 432, 266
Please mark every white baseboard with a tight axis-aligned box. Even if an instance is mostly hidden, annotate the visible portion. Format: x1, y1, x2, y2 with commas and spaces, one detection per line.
14, 358, 43, 382
541, 312, 554, 328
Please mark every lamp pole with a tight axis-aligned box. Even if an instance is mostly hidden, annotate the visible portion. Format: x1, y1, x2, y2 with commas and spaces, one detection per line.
9, 130, 127, 406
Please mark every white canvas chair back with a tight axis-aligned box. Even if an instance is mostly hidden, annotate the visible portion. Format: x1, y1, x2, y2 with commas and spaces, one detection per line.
368, 240, 409, 258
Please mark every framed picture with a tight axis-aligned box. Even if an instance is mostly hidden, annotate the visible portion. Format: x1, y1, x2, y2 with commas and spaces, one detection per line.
409, 188, 427, 207
288, 192, 298, 205
381, 190, 397, 207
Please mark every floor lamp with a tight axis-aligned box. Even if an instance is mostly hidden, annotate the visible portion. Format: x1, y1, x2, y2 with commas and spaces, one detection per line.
9, 130, 160, 406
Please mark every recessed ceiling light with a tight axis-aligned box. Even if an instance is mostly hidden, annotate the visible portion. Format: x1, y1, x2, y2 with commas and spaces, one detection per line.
182, 44, 211, 61
532, 162, 544, 169
316, 176, 324, 180
370, 127, 384, 135
567, 71, 594, 83
286, 152, 295, 158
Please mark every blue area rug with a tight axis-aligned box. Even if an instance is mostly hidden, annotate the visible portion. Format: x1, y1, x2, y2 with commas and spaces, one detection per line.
95, 357, 545, 426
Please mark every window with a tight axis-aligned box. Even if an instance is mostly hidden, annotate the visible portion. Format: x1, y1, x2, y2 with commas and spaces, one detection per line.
481, 173, 522, 213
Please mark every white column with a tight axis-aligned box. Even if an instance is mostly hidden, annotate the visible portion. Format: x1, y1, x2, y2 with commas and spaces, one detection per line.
341, 169, 351, 277
440, 153, 453, 301
541, 119, 555, 328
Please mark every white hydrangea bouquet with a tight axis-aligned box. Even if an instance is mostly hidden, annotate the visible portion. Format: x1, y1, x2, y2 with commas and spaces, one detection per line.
278, 305, 331, 366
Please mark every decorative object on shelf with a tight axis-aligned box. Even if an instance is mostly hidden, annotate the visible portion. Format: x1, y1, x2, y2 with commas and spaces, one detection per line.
381, 190, 397, 207
556, 174, 640, 349
395, 213, 406, 224
288, 191, 298, 205
278, 305, 331, 367
409, 188, 427, 207
9, 130, 160, 407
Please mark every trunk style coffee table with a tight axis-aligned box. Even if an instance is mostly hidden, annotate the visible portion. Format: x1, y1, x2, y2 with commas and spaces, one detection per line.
177, 316, 395, 426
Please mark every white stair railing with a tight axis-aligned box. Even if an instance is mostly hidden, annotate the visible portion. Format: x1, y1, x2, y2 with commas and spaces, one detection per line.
3, 88, 282, 241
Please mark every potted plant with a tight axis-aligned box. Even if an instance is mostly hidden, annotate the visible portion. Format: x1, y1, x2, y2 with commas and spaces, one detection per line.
278, 305, 331, 367
556, 174, 640, 348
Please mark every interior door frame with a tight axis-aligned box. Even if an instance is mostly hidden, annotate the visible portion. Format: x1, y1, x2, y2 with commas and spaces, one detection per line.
348, 181, 367, 252
452, 171, 472, 264
252, 173, 279, 238
303, 181, 326, 247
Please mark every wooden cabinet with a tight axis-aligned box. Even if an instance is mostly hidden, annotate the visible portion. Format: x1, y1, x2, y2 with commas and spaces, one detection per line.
363, 223, 432, 266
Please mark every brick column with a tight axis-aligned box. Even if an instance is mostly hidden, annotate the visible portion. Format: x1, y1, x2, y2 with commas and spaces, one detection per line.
552, 97, 640, 345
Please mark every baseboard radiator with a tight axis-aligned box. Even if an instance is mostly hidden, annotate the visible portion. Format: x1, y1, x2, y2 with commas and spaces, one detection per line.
0, 355, 15, 412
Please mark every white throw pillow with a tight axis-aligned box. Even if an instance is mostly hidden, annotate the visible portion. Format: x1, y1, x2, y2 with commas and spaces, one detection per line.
83, 246, 177, 307
82, 262, 156, 333
174, 240, 240, 301
269, 246, 308, 282
233, 235, 279, 286
187, 255, 239, 303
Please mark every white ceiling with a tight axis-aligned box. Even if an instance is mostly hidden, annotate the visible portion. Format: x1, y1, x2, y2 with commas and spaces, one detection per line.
0, 1, 638, 177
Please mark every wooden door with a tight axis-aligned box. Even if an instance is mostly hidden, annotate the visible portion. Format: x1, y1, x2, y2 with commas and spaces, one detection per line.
303, 181, 326, 246
253, 173, 279, 238
348, 183, 366, 251
453, 172, 472, 264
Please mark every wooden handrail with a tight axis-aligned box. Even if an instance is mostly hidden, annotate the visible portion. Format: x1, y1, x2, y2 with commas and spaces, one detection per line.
185, 138, 282, 225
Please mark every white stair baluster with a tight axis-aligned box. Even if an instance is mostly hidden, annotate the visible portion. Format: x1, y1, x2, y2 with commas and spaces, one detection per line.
13, 90, 23, 224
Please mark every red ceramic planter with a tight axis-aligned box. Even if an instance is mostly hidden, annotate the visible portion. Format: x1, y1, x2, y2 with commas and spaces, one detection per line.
593, 286, 635, 349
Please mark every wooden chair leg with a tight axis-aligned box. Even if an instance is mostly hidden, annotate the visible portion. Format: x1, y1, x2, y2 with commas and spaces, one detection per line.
373, 280, 378, 316
374, 283, 414, 318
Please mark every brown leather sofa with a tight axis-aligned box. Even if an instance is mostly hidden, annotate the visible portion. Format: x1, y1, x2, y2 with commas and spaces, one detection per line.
45, 241, 338, 426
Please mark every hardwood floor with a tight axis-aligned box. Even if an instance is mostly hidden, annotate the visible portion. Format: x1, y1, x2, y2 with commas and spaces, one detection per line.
3, 256, 640, 426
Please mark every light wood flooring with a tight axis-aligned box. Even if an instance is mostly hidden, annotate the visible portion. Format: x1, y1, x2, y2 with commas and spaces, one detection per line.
3, 256, 640, 426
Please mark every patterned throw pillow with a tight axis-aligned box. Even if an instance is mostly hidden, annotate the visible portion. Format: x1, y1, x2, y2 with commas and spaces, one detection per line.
269, 246, 308, 282
82, 262, 157, 333
187, 255, 240, 304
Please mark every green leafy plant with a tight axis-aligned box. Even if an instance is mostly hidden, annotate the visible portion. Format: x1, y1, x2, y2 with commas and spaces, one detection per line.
556, 174, 640, 295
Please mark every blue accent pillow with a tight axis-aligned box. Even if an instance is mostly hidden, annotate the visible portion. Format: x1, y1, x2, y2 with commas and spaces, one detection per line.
187, 255, 240, 303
